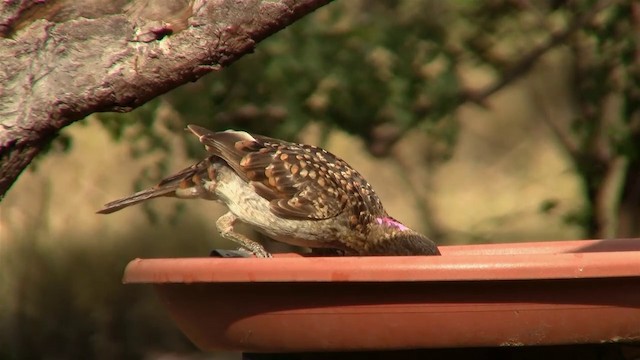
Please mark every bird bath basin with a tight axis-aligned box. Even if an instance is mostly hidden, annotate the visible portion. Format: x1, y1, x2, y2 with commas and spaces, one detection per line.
123, 239, 640, 352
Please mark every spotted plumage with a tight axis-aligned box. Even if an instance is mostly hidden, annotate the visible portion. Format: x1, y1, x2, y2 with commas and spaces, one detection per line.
98, 125, 440, 257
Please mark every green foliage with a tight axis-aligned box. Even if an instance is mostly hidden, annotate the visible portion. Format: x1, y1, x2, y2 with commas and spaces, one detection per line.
104, 2, 470, 153
562, 1, 640, 236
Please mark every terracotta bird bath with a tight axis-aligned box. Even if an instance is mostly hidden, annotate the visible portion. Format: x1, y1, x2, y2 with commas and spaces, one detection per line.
123, 239, 640, 353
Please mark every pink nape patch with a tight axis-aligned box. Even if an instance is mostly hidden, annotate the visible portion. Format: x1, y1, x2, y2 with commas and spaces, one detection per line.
376, 217, 409, 231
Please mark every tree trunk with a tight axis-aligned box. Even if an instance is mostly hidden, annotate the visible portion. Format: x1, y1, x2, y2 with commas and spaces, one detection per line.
0, 0, 332, 197
617, 159, 640, 237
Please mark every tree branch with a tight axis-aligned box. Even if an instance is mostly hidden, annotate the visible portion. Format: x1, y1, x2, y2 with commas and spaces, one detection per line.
0, 0, 332, 197
464, 0, 615, 105
530, 86, 579, 159
374, 0, 616, 155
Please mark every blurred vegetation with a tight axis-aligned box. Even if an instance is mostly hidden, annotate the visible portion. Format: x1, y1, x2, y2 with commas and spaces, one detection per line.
0, 179, 223, 359
3, 0, 639, 359
1, 235, 195, 360
97, 0, 640, 238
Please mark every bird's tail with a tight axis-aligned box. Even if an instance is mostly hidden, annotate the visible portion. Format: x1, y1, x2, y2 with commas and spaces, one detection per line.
97, 186, 177, 214
97, 157, 216, 214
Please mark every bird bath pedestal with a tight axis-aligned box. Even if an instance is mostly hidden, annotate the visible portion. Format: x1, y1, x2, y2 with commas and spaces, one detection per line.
123, 239, 640, 357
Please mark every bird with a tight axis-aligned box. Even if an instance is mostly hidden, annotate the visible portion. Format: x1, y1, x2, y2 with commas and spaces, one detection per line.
97, 125, 441, 258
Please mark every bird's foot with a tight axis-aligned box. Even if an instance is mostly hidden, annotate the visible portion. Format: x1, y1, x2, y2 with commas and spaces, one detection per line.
237, 247, 272, 258
210, 249, 253, 258
209, 248, 272, 258
216, 211, 272, 258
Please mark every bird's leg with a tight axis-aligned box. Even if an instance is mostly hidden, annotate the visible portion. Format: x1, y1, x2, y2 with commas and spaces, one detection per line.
216, 211, 272, 258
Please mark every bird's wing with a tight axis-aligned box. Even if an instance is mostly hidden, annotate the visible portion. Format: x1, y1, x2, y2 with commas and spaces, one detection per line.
188, 125, 362, 220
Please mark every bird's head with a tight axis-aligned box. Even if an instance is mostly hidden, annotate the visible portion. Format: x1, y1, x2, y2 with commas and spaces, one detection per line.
366, 217, 441, 256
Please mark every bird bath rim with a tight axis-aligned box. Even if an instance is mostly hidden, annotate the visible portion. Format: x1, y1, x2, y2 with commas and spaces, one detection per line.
123, 238, 640, 284
122, 238, 640, 352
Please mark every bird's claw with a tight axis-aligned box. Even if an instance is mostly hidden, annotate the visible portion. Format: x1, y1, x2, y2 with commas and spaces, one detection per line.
238, 247, 272, 258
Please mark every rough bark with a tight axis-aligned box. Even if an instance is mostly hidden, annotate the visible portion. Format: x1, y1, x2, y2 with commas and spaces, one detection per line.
0, 0, 332, 197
